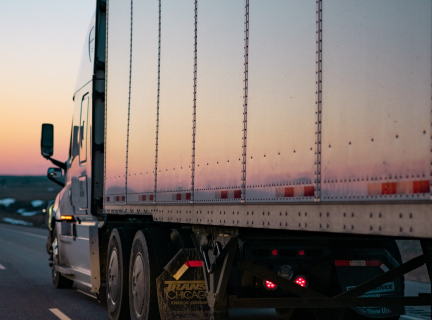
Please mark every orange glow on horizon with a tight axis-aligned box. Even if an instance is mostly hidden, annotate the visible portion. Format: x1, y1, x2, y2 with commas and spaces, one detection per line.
0, 1, 94, 176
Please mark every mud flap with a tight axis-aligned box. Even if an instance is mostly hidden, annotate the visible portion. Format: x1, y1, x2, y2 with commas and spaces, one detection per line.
337, 266, 404, 318
157, 249, 210, 320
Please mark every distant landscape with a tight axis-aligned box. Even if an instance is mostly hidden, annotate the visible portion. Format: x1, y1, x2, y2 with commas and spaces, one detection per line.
0, 175, 428, 282
0, 175, 62, 228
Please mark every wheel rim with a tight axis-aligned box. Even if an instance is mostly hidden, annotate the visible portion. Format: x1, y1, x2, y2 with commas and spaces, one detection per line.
52, 237, 59, 277
108, 248, 119, 305
132, 253, 145, 316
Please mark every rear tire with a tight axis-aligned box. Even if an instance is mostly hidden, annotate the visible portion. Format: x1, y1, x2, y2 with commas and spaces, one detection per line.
51, 226, 74, 289
129, 228, 174, 320
106, 228, 133, 320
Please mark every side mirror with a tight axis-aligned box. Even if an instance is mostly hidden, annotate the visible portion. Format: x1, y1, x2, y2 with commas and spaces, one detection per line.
41, 124, 54, 158
48, 167, 62, 179
47, 167, 64, 187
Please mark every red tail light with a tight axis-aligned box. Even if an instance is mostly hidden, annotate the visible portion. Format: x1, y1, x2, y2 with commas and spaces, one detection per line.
264, 280, 278, 290
295, 276, 307, 287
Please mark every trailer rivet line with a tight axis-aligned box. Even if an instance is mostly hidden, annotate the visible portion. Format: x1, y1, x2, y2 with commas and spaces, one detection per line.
241, 0, 249, 202
125, 0, 133, 204
154, 0, 162, 203
315, 0, 323, 202
191, 0, 198, 203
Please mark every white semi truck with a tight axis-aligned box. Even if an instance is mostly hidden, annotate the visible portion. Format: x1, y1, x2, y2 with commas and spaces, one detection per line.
40, 0, 432, 319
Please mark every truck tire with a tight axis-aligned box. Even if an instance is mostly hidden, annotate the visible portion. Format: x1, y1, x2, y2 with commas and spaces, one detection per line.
106, 228, 133, 320
129, 228, 174, 320
51, 226, 74, 289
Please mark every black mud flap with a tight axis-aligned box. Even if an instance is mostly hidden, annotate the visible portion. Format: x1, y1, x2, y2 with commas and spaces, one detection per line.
337, 265, 404, 318
157, 249, 210, 320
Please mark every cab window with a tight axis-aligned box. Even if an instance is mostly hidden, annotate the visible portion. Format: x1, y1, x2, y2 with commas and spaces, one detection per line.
79, 95, 89, 164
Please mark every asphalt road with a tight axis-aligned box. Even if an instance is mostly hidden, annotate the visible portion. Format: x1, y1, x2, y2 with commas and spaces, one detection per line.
0, 223, 430, 320
0, 224, 106, 320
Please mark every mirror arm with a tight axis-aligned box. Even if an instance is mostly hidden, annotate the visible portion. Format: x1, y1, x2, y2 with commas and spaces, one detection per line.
47, 157, 67, 170
48, 175, 65, 187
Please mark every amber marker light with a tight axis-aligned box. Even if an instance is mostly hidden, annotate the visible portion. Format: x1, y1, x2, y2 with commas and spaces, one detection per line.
60, 215, 74, 221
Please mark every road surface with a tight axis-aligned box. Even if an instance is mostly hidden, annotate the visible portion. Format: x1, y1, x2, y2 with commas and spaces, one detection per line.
0, 223, 430, 320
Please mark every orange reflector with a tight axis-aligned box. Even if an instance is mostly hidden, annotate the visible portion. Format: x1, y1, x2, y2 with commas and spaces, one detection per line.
276, 186, 315, 198
368, 180, 430, 196
173, 260, 203, 280
335, 260, 381, 267
186, 260, 203, 267
381, 182, 397, 195
173, 264, 189, 280
334, 260, 350, 266
264, 280, 277, 290
295, 276, 307, 287
304, 186, 315, 197
60, 215, 73, 221
413, 180, 430, 194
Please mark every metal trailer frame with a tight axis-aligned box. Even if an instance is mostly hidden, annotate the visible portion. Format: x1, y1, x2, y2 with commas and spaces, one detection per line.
103, 0, 432, 207
86, 0, 432, 318
105, 202, 432, 238
101, 0, 432, 237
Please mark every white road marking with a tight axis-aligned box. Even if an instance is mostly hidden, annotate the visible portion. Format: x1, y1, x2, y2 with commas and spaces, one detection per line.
49, 308, 72, 320
77, 289, 97, 299
0, 264, 5, 270
0, 227, 46, 240
401, 315, 427, 320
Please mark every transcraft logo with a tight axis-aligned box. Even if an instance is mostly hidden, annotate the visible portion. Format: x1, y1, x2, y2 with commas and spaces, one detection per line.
165, 281, 206, 300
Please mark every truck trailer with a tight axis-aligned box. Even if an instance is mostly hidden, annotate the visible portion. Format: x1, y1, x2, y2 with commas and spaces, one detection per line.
41, 0, 432, 319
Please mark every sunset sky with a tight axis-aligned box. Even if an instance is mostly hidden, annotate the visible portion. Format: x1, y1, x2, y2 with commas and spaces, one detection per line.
0, 0, 95, 175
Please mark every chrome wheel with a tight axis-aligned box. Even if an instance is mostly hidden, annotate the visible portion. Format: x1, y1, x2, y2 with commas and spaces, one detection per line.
108, 248, 119, 305
52, 237, 59, 278
131, 253, 145, 317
